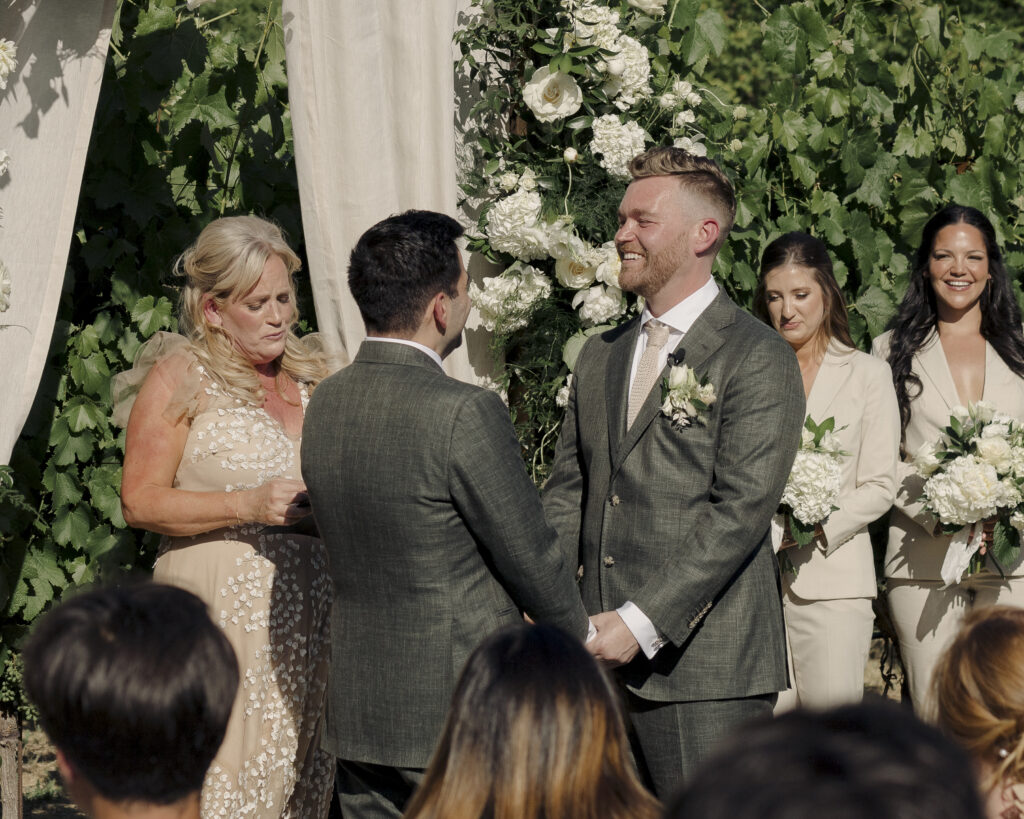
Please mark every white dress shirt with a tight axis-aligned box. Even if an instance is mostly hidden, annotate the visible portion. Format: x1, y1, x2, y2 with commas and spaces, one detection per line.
619, 276, 719, 658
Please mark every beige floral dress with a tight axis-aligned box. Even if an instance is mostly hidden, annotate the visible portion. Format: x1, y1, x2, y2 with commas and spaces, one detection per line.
113, 333, 334, 818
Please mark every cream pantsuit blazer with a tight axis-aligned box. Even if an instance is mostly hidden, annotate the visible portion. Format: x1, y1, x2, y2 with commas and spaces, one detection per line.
872, 330, 1024, 580
785, 343, 900, 600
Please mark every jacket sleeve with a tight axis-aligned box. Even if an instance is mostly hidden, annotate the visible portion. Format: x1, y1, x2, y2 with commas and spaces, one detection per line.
448, 388, 589, 640
820, 357, 900, 554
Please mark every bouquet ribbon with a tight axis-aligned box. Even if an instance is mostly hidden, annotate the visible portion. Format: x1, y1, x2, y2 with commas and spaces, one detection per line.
940, 525, 986, 587
770, 513, 785, 554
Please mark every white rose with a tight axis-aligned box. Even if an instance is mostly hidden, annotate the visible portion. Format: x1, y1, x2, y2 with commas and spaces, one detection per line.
555, 255, 598, 290
974, 436, 1014, 473
627, 0, 667, 14
951, 405, 971, 425
518, 167, 538, 191
594, 241, 621, 287
498, 171, 520, 192
572, 284, 627, 326
972, 400, 996, 423
913, 440, 944, 477
674, 110, 696, 127
563, 146, 578, 163
523, 66, 583, 123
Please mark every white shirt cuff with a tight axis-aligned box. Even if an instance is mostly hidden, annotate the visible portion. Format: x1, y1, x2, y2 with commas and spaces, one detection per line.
617, 601, 667, 659
586, 619, 598, 643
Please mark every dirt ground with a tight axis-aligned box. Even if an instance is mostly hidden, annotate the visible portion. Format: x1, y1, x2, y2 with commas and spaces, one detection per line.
13, 639, 902, 817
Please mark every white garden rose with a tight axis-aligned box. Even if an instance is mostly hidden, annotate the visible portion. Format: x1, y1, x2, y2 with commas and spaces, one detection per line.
924, 454, 1016, 526
594, 241, 621, 287
973, 435, 1013, 473
590, 115, 647, 181
553, 237, 602, 290
485, 189, 549, 261
470, 262, 553, 333
523, 66, 583, 123
518, 166, 539, 191
913, 440, 944, 477
572, 284, 627, 326
782, 450, 842, 525
0, 39, 17, 91
498, 171, 520, 192
0, 259, 10, 313
627, 0, 667, 13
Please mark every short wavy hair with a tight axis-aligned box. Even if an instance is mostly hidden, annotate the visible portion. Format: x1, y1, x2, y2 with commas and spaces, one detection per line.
628, 146, 736, 249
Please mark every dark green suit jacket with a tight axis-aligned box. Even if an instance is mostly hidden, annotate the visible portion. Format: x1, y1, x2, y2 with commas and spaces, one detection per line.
544, 290, 804, 702
301, 340, 588, 768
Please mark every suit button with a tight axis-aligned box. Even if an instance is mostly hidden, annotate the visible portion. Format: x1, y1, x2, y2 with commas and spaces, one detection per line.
603, 556, 615, 567
609, 495, 620, 506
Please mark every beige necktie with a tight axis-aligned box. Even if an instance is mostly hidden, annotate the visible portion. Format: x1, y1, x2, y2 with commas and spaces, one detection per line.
627, 319, 671, 428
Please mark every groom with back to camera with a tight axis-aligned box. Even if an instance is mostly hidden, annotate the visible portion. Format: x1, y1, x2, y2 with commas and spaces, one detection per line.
301, 210, 589, 818
543, 147, 805, 796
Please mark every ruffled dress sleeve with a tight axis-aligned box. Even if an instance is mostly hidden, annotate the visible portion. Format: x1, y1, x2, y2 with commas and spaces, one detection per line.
110, 332, 207, 428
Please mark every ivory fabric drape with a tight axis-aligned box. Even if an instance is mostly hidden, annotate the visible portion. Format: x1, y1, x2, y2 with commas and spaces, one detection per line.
0, 0, 115, 465
282, 0, 490, 381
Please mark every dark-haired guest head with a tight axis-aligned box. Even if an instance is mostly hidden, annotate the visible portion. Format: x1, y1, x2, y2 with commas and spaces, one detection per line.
22, 582, 238, 813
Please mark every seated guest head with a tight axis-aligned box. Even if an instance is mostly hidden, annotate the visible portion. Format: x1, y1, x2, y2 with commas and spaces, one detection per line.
934, 606, 1024, 818
755, 231, 853, 358
22, 582, 238, 818
348, 210, 468, 357
664, 698, 984, 819
403, 623, 660, 819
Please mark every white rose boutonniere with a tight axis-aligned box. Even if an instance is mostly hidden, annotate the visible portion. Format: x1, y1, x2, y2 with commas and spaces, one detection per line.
523, 65, 583, 123
660, 362, 715, 429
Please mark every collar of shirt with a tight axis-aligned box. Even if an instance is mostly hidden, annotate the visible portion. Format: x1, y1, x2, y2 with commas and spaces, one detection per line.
629, 277, 719, 389
364, 336, 444, 369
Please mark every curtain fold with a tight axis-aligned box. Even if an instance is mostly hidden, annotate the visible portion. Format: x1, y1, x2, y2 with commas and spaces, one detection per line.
0, 0, 115, 464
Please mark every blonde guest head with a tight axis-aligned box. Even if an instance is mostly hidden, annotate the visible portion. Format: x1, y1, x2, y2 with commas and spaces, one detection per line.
176, 215, 325, 402
934, 606, 1024, 800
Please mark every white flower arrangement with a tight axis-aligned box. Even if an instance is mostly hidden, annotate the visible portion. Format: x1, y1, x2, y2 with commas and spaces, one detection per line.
589, 114, 647, 181
470, 262, 553, 334
555, 373, 574, 408
571, 283, 626, 326
779, 415, 845, 548
916, 400, 1024, 585
523, 65, 583, 122
601, 35, 652, 110
484, 188, 550, 261
0, 39, 17, 91
660, 362, 716, 430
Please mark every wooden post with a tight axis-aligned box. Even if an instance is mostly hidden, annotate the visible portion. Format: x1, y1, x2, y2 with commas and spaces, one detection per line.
0, 711, 22, 819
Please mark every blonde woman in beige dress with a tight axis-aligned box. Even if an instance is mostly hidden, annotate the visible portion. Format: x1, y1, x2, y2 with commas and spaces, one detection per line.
114, 216, 333, 818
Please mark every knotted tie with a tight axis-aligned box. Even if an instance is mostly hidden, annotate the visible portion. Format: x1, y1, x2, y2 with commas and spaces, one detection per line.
627, 319, 671, 428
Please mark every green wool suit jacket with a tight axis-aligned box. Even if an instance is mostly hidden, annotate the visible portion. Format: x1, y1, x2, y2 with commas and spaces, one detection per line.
301, 340, 588, 769
543, 290, 805, 702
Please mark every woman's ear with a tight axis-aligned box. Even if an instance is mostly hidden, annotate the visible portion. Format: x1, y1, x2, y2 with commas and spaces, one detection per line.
202, 295, 222, 327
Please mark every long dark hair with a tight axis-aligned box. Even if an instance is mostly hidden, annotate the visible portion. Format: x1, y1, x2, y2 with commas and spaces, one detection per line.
754, 231, 855, 350
885, 204, 1024, 437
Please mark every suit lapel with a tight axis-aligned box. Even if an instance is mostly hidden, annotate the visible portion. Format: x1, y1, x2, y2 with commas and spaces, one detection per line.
806, 344, 853, 420
608, 291, 733, 477
983, 340, 1015, 404
605, 319, 640, 460
916, 331, 959, 411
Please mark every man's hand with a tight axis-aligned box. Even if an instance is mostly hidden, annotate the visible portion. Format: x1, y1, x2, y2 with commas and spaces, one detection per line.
585, 610, 640, 667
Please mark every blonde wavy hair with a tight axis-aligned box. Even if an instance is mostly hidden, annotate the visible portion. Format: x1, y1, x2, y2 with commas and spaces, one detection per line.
177, 215, 326, 403
934, 606, 1024, 799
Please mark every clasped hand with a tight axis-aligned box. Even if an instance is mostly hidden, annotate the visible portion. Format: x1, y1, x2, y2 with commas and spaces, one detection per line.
585, 610, 640, 667
242, 478, 312, 526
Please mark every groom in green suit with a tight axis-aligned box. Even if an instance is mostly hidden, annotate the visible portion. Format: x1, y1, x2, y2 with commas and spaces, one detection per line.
544, 147, 805, 796
302, 210, 589, 818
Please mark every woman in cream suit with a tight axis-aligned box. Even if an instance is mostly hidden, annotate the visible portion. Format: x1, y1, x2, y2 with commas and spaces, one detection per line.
756, 232, 900, 710
874, 204, 1024, 714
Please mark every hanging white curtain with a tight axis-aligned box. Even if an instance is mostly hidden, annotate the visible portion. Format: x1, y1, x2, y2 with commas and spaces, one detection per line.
0, 0, 115, 465
282, 0, 490, 381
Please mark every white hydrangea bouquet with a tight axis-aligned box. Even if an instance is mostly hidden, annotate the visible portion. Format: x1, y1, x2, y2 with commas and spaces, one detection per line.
913, 400, 1024, 586
773, 416, 845, 572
